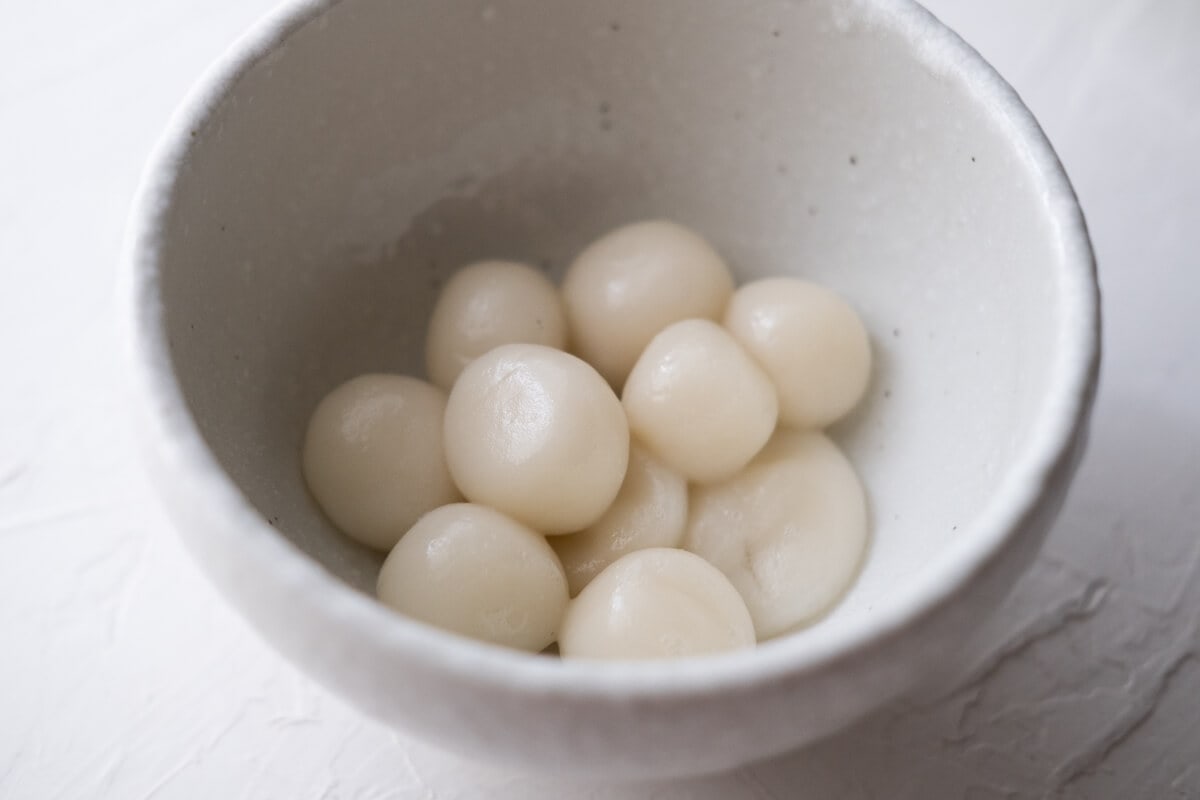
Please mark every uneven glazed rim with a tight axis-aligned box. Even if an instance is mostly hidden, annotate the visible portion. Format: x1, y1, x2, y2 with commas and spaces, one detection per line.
119, 0, 1100, 701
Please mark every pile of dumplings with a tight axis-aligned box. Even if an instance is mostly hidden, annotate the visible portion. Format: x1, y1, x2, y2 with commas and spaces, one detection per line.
302, 220, 872, 660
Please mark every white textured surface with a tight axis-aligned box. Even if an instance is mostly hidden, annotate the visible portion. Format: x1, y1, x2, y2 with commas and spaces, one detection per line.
1, 0, 1196, 796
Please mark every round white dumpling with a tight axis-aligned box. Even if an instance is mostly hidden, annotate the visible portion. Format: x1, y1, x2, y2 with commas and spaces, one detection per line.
376, 503, 568, 652
622, 319, 778, 484
558, 548, 755, 660
443, 343, 630, 534
425, 260, 568, 391
551, 445, 688, 596
683, 429, 868, 639
561, 220, 735, 388
724, 277, 871, 429
303, 374, 461, 551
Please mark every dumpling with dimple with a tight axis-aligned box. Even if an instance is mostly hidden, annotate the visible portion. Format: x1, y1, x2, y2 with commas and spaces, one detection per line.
443, 343, 630, 534
683, 429, 869, 639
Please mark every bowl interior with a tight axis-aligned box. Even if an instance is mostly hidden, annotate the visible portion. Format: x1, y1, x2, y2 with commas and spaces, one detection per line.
159, 0, 1063, 643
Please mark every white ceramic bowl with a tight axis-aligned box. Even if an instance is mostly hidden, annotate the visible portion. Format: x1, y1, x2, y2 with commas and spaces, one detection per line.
121, 0, 1099, 779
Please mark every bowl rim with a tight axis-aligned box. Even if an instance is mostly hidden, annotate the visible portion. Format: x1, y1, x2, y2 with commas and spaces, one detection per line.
119, 0, 1100, 700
